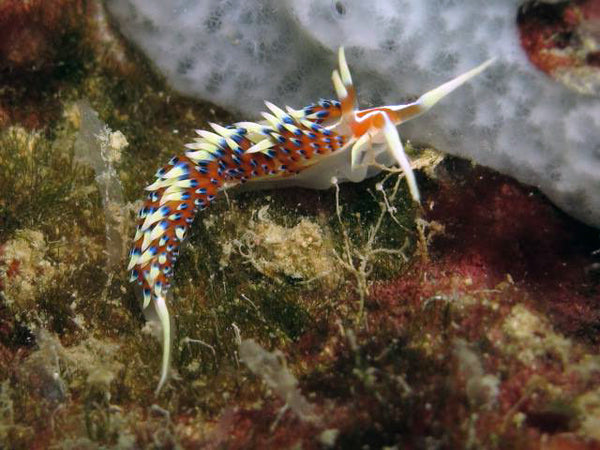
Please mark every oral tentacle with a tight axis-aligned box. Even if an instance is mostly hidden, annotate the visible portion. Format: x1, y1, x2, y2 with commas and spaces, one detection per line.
382, 114, 420, 203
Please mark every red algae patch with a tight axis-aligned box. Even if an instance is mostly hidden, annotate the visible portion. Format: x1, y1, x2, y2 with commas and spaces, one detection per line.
425, 160, 600, 343
518, 0, 600, 95
0, 0, 86, 72
200, 159, 600, 448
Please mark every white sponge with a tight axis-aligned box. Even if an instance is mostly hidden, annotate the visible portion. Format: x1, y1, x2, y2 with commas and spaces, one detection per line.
105, 0, 600, 227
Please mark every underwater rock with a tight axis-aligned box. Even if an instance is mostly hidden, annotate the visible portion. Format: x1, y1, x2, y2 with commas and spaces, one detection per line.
104, 0, 600, 227
0, 0, 90, 129
0, 0, 85, 73
0, 229, 56, 313
518, 1, 600, 96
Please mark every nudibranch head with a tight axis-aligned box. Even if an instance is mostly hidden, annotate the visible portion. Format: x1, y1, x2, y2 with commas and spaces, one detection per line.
325, 48, 495, 203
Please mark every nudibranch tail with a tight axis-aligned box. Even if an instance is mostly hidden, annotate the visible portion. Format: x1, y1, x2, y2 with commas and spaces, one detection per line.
154, 294, 171, 395
128, 47, 493, 393
128, 153, 223, 393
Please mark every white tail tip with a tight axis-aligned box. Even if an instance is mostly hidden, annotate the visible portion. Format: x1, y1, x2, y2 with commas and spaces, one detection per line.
154, 295, 171, 395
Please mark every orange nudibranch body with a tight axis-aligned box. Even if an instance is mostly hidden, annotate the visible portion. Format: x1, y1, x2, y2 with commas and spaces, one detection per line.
128, 97, 349, 393
128, 47, 494, 393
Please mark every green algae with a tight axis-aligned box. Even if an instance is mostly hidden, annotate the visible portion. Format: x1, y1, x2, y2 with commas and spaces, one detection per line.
0, 127, 97, 242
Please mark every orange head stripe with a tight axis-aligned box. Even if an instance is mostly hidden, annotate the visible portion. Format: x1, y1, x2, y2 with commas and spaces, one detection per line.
351, 106, 411, 137
340, 86, 356, 117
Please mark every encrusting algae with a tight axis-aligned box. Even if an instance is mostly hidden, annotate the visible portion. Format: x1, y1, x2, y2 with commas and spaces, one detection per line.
226, 205, 341, 287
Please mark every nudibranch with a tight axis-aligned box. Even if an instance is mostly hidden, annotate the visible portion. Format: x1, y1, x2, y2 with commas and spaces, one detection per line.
128, 48, 493, 393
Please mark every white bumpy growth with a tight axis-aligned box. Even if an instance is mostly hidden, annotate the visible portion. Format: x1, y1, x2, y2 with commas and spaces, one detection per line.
105, 0, 600, 227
